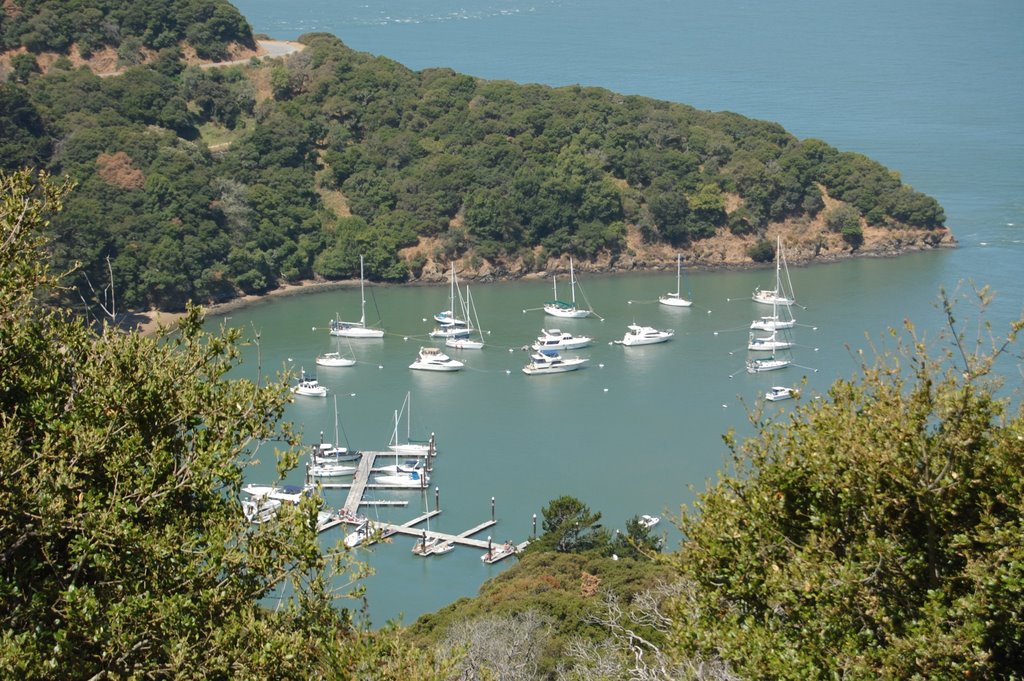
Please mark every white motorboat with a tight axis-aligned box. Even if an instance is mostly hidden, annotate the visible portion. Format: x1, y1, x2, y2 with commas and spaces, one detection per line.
330, 254, 385, 338
617, 323, 674, 346
746, 356, 792, 373
752, 236, 796, 306
531, 328, 593, 351
344, 520, 373, 548
522, 349, 588, 375
315, 351, 355, 367
659, 253, 693, 307
543, 257, 593, 318
639, 514, 661, 529
765, 386, 797, 401
481, 540, 519, 564
241, 484, 314, 524
409, 347, 464, 372
747, 329, 794, 352
291, 369, 328, 397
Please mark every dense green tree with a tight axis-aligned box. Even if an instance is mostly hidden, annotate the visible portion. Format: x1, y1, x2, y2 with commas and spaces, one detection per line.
0, 169, 446, 679
666, 295, 1024, 678
529, 496, 611, 554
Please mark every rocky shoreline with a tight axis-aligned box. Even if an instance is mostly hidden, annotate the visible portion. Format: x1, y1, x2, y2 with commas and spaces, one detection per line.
133, 223, 954, 336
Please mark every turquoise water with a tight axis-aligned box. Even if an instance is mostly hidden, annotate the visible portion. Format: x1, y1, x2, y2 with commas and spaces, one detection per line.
227, 0, 1023, 626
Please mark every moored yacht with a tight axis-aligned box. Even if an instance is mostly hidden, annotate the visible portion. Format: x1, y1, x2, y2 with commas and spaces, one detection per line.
617, 324, 674, 346
409, 347, 465, 372
531, 328, 593, 351
522, 349, 588, 375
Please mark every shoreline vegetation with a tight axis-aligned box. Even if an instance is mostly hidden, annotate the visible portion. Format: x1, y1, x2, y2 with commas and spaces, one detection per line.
134, 222, 954, 335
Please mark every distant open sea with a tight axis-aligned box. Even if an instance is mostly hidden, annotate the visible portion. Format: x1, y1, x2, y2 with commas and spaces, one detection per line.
228, 0, 1024, 626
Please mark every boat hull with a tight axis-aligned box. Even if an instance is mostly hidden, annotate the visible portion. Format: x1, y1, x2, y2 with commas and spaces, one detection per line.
659, 294, 692, 307
543, 304, 591, 318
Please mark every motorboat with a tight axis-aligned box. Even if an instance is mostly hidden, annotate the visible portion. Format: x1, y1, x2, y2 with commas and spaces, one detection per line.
481, 540, 520, 564
617, 324, 674, 346
531, 328, 593, 351
241, 484, 314, 524
291, 370, 327, 397
315, 351, 355, 367
344, 520, 373, 548
521, 349, 588, 375
639, 514, 661, 529
765, 386, 797, 401
409, 347, 464, 371
543, 257, 593, 318
659, 253, 693, 307
329, 254, 385, 338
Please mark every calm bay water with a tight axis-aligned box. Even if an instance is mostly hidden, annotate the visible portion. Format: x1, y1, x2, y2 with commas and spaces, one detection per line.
226, 0, 1023, 626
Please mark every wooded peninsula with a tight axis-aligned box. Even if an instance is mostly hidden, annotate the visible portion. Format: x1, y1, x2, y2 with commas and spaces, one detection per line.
1, 0, 950, 313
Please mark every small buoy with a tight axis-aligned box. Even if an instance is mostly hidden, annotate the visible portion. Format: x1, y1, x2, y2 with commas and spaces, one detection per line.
508, 348, 514, 353
378, 365, 384, 369
521, 309, 527, 314
421, 318, 427, 322
722, 404, 728, 408
814, 348, 819, 352
598, 363, 604, 368
713, 331, 719, 335
505, 369, 511, 374
607, 341, 613, 346
627, 300, 632, 305
487, 330, 491, 335
287, 357, 293, 362
603, 387, 609, 392
403, 336, 409, 341
350, 393, 356, 397
707, 310, 712, 314
311, 326, 316, 331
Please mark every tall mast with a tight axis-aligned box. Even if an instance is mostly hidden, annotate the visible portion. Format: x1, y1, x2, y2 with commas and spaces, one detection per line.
359, 254, 367, 326
569, 257, 577, 306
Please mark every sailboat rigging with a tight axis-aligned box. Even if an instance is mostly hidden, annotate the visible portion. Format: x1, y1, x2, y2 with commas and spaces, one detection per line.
430, 264, 472, 339
543, 257, 594, 318
330, 254, 384, 338
659, 253, 693, 307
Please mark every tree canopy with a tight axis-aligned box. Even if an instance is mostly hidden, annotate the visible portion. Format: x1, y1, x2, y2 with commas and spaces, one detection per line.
2, 7, 947, 312
0, 169, 442, 679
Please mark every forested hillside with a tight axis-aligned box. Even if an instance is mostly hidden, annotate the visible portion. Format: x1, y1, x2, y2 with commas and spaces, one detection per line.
1, 2, 947, 312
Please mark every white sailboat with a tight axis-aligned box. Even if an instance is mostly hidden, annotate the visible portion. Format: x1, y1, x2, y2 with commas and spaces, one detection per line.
315, 351, 356, 367
330, 254, 384, 339
388, 392, 436, 456
746, 355, 792, 373
752, 236, 796, 306
430, 265, 473, 339
543, 257, 593, 318
446, 286, 485, 350
747, 325, 794, 352
659, 253, 693, 307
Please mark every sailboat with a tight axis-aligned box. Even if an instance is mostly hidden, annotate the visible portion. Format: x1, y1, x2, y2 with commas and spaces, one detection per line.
430, 265, 472, 339
412, 494, 454, 556
543, 257, 593, 318
659, 253, 693, 307
446, 286, 485, 350
748, 294, 794, 351
330, 254, 384, 339
388, 392, 437, 456
752, 236, 796, 306
309, 396, 359, 477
